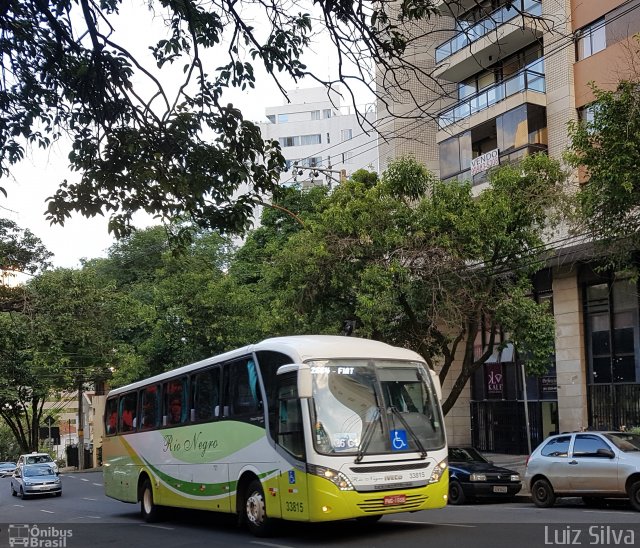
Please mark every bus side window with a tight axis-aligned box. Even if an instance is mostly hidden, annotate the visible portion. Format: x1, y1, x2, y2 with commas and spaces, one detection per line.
105, 398, 118, 435
119, 392, 138, 433
192, 368, 220, 422
227, 358, 263, 423
140, 385, 160, 430
277, 374, 305, 459
164, 378, 188, 426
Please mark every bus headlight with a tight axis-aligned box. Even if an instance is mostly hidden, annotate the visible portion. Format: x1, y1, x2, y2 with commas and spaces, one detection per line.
307, 464, 354, 491
429, 459, 447, 484
469, 473, 487, 482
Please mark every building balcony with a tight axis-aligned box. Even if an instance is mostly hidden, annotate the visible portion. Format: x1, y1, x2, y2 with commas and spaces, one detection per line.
438, 64, 545, 131
435, 0, 543, 83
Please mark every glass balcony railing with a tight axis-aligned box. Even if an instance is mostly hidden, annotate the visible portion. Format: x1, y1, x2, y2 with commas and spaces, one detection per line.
435, 0, 543, 62
438, 64, 545, 129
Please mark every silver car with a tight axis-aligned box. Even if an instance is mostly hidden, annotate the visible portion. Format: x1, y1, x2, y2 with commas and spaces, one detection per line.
10, 464, 62, 498
525, 431, 640, 510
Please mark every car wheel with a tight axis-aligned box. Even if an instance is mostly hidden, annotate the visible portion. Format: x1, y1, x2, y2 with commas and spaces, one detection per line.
140, 478, 161, 523
532, 478, 556, 508
10, 484, 17, 497
19, 487, 27, 499
628, 480, 640, 512
55, 492, 62, 497
448, 479, 466, 505
244, 479, 273, 537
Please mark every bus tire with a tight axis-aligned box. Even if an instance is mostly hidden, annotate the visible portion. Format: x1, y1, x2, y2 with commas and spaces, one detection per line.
140, 478, 161, 523
244, 479, 273, 537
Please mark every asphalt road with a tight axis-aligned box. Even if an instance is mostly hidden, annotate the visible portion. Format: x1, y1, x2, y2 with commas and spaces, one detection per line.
1, 472, 639, 548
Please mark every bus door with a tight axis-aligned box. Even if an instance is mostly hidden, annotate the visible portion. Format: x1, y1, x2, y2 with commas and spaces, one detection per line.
276, 373, 309, 521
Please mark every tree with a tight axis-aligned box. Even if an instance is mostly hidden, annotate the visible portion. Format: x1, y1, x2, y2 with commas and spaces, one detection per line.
254, 156, 565, 414
1, 0, 444, 243
566, 79, 640, 265
0, 218, 52, 312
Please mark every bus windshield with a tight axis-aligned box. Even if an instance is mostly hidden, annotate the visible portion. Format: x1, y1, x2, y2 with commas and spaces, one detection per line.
309, 359, 445, 458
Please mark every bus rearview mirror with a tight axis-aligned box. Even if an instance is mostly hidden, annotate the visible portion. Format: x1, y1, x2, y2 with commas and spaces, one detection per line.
297, 365, 312, 399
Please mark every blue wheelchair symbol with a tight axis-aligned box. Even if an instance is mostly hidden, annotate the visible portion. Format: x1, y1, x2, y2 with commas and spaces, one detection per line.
390, 429, 408, 451
288, 470, 296, 484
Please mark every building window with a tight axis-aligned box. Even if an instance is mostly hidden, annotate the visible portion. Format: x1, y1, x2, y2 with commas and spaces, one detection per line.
311, 110, 320, 120
323, 109, 332, 119
277, 113, 289, 123
585, 278, 639, 384
266, 115, 276, 123
326, 132, 330, 144
341, 129, 353, 141
577, 19, 606, 60
281, 136, 300, 147
439, 132, 472, 180
579, 105, 596, 125
341, 151, 353, 163
300, 134, 321, 146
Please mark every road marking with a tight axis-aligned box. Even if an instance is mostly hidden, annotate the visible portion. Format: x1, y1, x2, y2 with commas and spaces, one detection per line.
40, 510, 55, 514
13, 504, 24, 508
583, 510, 637, 515
78, 516, 102, 519
391, 520, 476, 528
81, 478, 89, 482
82, 497, 98, 501
251, 542, 297, 548
140, 524, 175, 531
92, 483, 102, 486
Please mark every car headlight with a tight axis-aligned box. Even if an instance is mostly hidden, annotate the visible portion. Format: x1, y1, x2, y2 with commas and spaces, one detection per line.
307, 464, 354, 491
469, 473, 487, 482
429, 459, 448, 484
511, 474, 520, 482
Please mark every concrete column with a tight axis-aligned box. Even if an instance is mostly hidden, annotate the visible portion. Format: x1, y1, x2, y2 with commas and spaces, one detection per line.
552, 268, 588, 432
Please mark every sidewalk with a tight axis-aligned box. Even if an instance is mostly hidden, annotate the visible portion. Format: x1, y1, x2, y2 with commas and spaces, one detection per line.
483, 453, 531, 498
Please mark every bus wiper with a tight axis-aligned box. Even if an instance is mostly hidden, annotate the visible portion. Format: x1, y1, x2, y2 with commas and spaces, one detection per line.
388, 406, 428, 459
355, 407, 381, 464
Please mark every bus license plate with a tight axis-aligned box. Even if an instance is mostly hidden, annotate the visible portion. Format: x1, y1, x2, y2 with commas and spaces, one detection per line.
493, 486, 508, 493
384, 494, 406, 506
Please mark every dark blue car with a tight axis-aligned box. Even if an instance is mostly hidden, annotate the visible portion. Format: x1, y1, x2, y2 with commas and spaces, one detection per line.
448, 447, 522, 504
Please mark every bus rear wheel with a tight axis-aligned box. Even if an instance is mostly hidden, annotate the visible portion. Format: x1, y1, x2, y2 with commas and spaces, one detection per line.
140, 478, 161, 523
244, 479, 273, 537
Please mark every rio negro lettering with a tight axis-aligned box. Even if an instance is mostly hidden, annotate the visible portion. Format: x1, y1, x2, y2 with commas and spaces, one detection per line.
163, 431, 219, 457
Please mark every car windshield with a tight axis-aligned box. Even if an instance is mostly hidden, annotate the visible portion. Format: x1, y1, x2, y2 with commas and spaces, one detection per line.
26, 455, 52, 464
605, 433, 640, 452
24, 466, 55, 477
308, 359, 445, 457
449, 447, 487, 463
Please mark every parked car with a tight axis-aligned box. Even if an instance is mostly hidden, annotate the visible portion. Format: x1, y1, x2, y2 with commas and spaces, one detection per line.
525, 431, 640, 511
447, 446, 522, 504
16, 452, 58, 474
10, 464, 62, 498
0, 462, 17, 477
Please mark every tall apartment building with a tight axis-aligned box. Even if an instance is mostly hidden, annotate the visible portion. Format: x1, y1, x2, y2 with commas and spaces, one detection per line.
378, 0, 640, 451
258, 87, 378, 188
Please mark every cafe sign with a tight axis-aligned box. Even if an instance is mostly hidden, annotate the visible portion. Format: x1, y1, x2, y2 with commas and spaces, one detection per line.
471, 148, 500, 176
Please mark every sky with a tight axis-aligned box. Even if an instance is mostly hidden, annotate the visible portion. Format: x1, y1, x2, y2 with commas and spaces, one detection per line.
1, 1, 346, 269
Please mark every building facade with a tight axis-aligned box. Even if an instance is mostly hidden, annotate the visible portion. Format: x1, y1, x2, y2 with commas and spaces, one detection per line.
378, 0, 640, 451
258, 87, 378, 188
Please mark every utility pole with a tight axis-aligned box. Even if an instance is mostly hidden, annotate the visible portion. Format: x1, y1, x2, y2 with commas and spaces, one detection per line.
77, 377, 84, 470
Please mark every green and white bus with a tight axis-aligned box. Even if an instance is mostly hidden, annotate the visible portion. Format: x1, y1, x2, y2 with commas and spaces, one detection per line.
103, 335, 448, 535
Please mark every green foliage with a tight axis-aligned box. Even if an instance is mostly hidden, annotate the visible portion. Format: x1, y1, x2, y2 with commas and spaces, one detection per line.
254, 156, 565, 413
1, 0, 439, 243
567, 80, 640, 265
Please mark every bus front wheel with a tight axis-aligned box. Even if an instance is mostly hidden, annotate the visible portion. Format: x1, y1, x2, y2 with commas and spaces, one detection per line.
140, 478, 161, 523
244, 479, 273, 537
